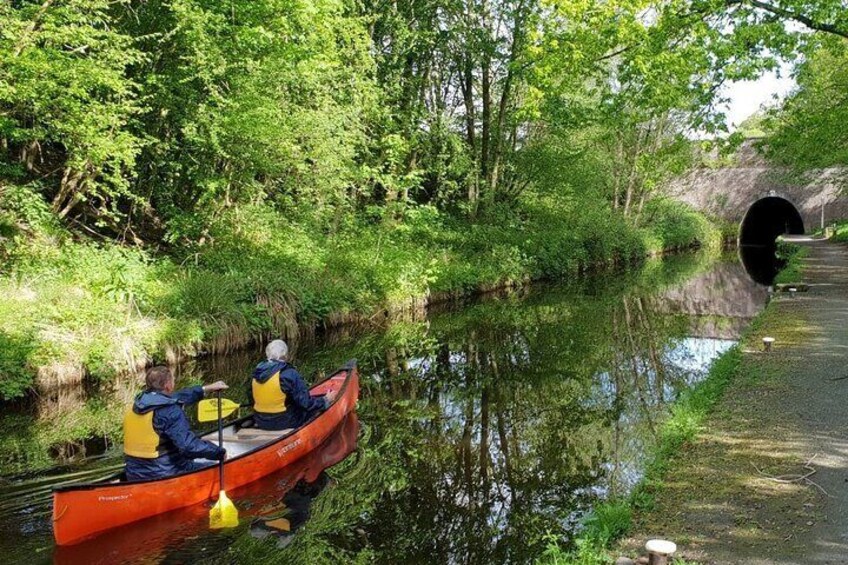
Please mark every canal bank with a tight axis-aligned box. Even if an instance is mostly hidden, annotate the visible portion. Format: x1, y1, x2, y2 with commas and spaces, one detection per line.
621, 236, 848, 564
0, 189, 721, 400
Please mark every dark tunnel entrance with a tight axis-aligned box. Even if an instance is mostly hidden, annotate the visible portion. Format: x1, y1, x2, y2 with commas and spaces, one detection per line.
738, 196, 805, 285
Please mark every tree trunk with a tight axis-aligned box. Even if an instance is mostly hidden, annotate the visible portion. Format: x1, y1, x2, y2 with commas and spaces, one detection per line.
460, 52, 479, 217
612, 138, 624, 209
21, 140, 41, 173
480, 1, 492, 204
487, 0, 526, 201
635, 115, 668, 225
54, 163, 91, 219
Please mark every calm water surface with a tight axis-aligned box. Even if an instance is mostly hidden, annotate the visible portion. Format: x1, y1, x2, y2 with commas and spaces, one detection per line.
0, 252, 769, 564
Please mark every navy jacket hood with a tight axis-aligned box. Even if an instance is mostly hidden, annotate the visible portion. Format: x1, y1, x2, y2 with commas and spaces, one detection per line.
253, 360, 288, 383
133, 390, 179, 414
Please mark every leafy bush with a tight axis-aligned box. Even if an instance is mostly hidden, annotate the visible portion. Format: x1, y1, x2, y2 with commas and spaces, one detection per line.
582, 502, 632, 545
641, 199, 720, 253
828, 220, 848, 244
0, 331, 35, 400
774, 239, 808, 285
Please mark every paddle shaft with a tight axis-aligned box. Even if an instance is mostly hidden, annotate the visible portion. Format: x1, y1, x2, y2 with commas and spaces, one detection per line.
217, 390, 224, 491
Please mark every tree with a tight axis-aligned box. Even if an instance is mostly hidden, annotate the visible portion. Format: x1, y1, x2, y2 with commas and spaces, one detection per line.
0, 0, 142, 224
118, 0, 376, 238
365, 0, 542, 215
763, 38, 848, 170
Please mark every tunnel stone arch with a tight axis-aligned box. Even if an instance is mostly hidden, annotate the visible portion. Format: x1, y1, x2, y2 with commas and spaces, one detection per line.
739, 195, 805, 246
738, 196, 805, 285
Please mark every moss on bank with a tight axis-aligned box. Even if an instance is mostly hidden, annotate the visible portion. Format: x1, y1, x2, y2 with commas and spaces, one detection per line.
0, 184, 720, 399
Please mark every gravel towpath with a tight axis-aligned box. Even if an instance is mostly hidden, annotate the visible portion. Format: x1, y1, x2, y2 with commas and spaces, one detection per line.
784, 236, 848, 563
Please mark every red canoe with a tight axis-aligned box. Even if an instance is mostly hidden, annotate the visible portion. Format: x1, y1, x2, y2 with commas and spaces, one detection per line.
52, 360, 360, 546
53, 412, 360, 564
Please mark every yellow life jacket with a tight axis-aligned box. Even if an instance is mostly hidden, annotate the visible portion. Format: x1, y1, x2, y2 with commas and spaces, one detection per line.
253, 371, 288, 414
123, 408, 164, 459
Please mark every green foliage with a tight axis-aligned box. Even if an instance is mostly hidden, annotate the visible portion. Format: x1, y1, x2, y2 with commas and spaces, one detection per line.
0, 331, 35, 400
0, 178, 717, 399
774, 239, 808, 285
128, 0, 376, 229
641, 199, 721, 254
764, 39, 848, 169
0, 0, 142, 220
583, 503, 633, 546
9, 0, 821, 234
829, 220, 848, 244
736, 111, 771, 139
536, 502, 632, 565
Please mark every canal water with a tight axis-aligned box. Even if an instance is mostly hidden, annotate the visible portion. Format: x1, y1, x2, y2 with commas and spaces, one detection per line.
0, 250, 771, 564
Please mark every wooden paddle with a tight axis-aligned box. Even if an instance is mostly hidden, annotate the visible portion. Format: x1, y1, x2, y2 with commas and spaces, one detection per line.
207, 391, 239, 529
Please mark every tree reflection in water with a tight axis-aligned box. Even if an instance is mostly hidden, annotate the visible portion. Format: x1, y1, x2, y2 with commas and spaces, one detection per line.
229, 254, 763, 564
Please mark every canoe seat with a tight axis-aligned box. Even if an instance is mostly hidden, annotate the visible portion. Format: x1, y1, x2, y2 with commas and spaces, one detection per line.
235, 428, 294, 442
205, 438, 265, 458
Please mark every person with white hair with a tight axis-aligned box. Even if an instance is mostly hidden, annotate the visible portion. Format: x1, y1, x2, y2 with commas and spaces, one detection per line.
248, 339, 337, 430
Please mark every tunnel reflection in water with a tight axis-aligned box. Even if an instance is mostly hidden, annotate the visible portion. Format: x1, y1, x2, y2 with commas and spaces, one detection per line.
738, 196, 805, 285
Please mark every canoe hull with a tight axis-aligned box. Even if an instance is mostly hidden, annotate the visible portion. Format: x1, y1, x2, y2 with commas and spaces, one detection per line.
52, 362, 359, 546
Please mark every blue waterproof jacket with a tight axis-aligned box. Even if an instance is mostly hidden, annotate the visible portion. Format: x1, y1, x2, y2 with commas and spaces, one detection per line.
248, 360, 328, 430
124, 386, 225, 481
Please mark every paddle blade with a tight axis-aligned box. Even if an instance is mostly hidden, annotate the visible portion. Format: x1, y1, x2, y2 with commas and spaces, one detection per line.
198, 398, 240, 422
265, 518, 291, 532
210, 490, 239, 529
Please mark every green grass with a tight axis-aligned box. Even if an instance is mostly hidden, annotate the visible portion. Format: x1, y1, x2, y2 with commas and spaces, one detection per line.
0, 183, 720, 399
631, 347, 741, 512
774, 238, 808, 285
827, 219, 848, 243
540, 503, 633, 565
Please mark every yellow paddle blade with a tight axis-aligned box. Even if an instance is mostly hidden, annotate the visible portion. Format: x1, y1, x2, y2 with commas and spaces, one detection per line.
198, 398, 240, 422
210, 490, 239, 529
264, 517, 291, 532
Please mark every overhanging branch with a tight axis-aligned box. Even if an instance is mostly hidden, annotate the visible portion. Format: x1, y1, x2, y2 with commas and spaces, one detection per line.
727, 0, 848, 39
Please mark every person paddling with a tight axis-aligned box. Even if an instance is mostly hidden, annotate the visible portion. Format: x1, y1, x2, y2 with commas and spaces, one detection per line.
249, 340, 336, 431
124, 366, 229, 481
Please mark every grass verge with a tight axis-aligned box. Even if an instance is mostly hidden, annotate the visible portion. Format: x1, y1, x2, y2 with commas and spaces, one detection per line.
536, 347, 742, 564
774, 238, 808, 285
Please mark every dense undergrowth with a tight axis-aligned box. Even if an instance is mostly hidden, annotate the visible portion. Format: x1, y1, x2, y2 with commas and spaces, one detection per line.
0, 182, 719, 399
